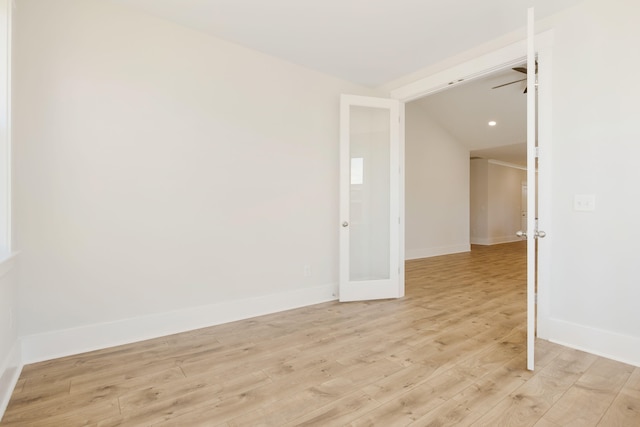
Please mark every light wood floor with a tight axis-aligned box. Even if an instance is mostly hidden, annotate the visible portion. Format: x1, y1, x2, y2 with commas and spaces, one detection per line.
2, 242, 639, 426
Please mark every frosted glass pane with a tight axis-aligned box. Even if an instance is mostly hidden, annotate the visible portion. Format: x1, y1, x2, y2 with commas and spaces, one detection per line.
349, 106, 390, 281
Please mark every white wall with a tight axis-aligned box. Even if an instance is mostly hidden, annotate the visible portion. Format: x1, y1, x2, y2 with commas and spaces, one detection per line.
540, 0, 640, 364
0, 257, 20, 417
13, 0, 375, 362
0, 0, 19, 417
405, 102, 470, 259
470, 159, 488, 243
12, 0, 640, 373
470, 159, 526, 245
392, 0, 640, 367
488, 163, 525, 243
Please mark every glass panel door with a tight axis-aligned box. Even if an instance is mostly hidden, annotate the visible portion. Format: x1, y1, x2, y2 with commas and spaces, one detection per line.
349, 106, 390, 282
339, 95, 402, 301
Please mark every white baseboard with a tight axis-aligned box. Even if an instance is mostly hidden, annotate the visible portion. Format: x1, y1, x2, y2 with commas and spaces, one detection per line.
0, 342, 22, 422
544, 317, 640, 367
471, 236, 522, 245
21, 283, 338, 365
405, 244, 470, 260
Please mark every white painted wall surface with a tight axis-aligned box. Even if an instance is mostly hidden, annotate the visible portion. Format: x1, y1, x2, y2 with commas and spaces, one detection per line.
405, 102, 470, 260
393, 0, 640, 366
0, 257, 20, 417
11, 0, 640, 370
471, 160, 525, 245
542, 0, 640, 364
470, 159, 489, 244
13, 0, 375, 361
487, 163, 526, 244
0, 0, 19, 418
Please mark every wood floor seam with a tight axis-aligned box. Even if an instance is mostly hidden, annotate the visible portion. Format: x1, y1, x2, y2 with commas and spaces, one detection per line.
2, 242, 638, 426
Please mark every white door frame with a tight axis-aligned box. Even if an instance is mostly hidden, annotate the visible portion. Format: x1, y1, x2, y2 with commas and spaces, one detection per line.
526, 9, 537, 370
389, 30, 554, 361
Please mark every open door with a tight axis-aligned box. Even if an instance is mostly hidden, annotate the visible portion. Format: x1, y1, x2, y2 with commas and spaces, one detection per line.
339, 95, 403, 302
526, 7, 547, 371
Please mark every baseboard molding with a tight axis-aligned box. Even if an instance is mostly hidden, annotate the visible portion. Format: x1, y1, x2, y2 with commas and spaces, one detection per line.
21, 283, 338, 365
0, 342, 22, 422
405, 244, 470, 260
545, 317, 640, 367
471, 236, 522, 245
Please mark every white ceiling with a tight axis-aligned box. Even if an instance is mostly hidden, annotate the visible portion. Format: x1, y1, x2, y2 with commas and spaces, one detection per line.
108, 0, 584, 87
412, 66, 528, 165
106, 0, 584, 165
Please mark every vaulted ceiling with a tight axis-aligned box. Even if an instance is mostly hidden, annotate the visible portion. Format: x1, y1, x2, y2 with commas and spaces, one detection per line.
107, 0, 584, 87
413, 67, 528, 165
106, 0, 584, 164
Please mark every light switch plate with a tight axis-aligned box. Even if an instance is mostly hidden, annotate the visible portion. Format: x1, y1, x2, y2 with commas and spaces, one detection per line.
574, 194, 596, 211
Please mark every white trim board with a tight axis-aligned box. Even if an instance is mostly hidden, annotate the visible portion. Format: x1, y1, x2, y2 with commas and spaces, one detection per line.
405, 244, 470, 260
488, 159, 527, 171
21, 284, 338, 365
471, 237, 523, 246
0, 342, 21, 421
390, 41, 528, 102
544, 318, 640, 368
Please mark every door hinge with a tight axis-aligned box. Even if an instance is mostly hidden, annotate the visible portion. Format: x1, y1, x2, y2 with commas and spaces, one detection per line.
535, 147, 540, 158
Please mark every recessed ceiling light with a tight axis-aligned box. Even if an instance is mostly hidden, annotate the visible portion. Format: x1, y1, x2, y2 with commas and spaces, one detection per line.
488, 121, 497, 126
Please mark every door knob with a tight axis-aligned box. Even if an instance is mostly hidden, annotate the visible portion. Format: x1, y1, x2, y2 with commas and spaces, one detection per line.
535, 230, 546, 238
342, 221, 349, 227
516, 230, 527, 238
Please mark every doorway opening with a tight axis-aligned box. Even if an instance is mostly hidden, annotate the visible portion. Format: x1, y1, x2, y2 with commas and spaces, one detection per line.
404, 64, 528, 257
396, 37, 545, 371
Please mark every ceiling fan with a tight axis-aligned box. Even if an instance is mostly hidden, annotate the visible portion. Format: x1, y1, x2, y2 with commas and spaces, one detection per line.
492, 62, 538, 93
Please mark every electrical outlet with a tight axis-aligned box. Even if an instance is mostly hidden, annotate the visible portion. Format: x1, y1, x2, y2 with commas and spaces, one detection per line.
574, 194, 596, 211
303, 265, 312, 277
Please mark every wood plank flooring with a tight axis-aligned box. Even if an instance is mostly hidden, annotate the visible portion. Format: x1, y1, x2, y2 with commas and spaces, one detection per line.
2, 242, 639, 426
